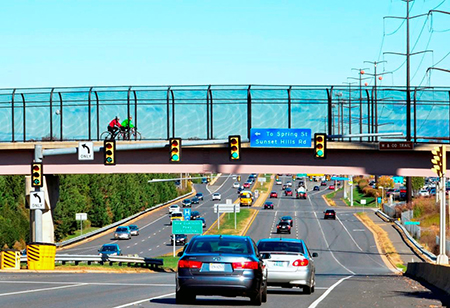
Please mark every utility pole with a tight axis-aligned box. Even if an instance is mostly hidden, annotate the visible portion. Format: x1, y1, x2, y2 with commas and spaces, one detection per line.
438, 146, 448, 264
364, 61, 387, 142
343, 81, 357, 141
349, 68, 370, 141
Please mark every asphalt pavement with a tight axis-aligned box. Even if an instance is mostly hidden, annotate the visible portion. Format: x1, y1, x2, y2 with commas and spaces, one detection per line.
0, 175, 448, 307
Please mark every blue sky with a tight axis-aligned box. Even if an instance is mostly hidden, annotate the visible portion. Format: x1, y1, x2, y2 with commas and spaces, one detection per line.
0, 0, 449, 88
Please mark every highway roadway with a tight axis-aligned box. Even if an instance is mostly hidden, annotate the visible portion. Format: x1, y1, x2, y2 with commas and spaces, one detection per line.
0, 175, 447, 307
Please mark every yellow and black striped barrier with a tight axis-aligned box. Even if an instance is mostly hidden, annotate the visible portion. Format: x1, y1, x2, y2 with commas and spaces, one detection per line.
0, 249, 20, 270
27, 242, 56, 270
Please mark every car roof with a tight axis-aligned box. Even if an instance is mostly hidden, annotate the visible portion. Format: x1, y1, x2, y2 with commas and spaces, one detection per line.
102, 243, 119, 247
281, 216, 292, 219
257, 238, 304, 244
264, 201, 273, 204
196, 192, 203, 195
191, 234, 250, 240
326, 209, 336, 212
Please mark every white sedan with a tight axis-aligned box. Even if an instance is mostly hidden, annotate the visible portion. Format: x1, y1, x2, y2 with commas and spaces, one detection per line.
233, 182, 240, 188
169, 204, 180, 214
418, 189, 430, 197
276, 180, 282, 185
212, 193, 221, 201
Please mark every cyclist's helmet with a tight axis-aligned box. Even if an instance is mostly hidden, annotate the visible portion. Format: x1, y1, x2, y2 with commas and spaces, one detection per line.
115, 116, 120, 121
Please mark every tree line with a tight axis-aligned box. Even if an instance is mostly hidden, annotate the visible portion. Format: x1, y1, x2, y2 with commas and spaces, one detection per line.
0, 173, 188, 249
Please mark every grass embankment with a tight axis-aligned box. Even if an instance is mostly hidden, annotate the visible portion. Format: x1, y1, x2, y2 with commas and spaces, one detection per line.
356, 212, 403, 271
207, 209, 253, 235
342, 186, 376, 207
61, 227, 100, 241
324, 188, 340, 206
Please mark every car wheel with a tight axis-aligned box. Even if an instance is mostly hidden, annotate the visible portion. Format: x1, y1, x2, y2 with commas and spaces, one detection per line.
262, 282, 268, 303
250, 288, 262, 306
288, 230, 291, 234
303, 285, 312, 295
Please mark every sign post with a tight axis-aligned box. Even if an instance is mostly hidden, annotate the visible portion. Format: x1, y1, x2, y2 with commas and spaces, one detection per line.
75, 213, 87, 235
214, 204, 240, 230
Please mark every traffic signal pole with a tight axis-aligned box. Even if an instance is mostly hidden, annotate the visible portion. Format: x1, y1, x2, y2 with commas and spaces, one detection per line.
437, 146, 448, 264
33, 144, 43, 242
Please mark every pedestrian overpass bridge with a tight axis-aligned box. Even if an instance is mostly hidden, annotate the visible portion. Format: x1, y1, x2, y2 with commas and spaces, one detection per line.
0, 140, 440, 177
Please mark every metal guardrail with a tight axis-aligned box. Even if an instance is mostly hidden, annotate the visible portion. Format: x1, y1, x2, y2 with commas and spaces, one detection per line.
20, 254, 164, 268
57, 189, 194, 247
394, 220, 437, 263
377, 209, 437, 262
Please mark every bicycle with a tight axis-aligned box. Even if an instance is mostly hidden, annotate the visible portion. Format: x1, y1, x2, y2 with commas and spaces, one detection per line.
118, 127, 142, 140
100, 127, 142, 140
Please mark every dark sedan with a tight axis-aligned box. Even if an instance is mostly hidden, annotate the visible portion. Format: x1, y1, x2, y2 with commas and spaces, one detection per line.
196, 192, 204, 200
264, 201, 274, 210
171, 234, 188, 246
324, 209, 336, 220
191, 196, 200, 204
191, 210, 201, 220
313, 186, 320, 191
276, 221, 291, 234
176, 235, 267, 305
280, 216, 293, 227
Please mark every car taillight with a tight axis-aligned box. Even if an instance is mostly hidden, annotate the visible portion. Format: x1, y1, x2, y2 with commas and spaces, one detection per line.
232, 261, 259, 269
178, 260, 202, 269
277, 225, 280, 228
292, 259, 309, 266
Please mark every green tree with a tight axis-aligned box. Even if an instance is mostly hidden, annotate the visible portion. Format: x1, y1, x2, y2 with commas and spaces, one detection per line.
411, 177, 425, 194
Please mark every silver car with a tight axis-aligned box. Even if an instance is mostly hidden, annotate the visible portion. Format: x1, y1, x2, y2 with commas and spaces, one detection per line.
257, 238, 318, 294
114, 226, 131, 240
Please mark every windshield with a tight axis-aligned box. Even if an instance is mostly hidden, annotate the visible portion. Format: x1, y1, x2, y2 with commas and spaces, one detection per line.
187, 237, 251, 254
101, 245, 117, 252
258, 241, 304, 254
116, 227, 128, 232
240, 192, 252, 198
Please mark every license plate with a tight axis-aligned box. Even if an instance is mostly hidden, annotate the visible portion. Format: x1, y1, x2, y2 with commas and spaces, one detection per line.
210, 263, 225, 271
273, 261, 285, 267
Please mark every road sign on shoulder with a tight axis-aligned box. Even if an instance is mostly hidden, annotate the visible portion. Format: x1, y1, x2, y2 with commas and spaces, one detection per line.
250, 128, 311, 148
75, 213, 87, 221
172, 220, 203, 234
78, 142, 94, 160
214, 204, 240, 213
30, 191, 45, 210
183, 208, 191, 221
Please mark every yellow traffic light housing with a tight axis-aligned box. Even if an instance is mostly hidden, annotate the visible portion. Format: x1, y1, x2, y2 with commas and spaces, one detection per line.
314, 133, 327, 159
229, 135, 241, 161
31, 162, 43, 188
170, 138, 181, 162
104, 140, 116, 165
431, 145, 446, 177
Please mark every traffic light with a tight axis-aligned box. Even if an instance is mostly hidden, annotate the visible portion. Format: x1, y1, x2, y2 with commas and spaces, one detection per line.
31, 162, 43, 188
170, 138, 181, 162
237, 175, 241, 182
229, 135, 241, 161
104, 140, 116, 165
431, 145, 446, 177
314, 133, 327, 159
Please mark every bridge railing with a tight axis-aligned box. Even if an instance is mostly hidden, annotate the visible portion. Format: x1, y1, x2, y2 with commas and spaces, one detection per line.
0, 85, 449, 143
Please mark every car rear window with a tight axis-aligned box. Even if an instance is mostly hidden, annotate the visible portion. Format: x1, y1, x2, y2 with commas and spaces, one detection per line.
172, 213, 183, 218
187, 238, 251, 254
258, 241, 304, 254
117, 227, 128, 232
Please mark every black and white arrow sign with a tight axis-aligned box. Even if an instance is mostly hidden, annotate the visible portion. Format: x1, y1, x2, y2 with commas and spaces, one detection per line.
78, 142, 94, 161
30, 191, 45, 210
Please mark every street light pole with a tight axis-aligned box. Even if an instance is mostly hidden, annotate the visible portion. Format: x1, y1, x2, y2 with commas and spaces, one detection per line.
350, 68, 370, 142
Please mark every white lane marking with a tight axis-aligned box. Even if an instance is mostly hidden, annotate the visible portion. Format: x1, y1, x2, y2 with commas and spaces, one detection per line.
148, 236, 151, 238
353, 229, 365, 232
138, 214, 167, 231
141, 239, 145, 242
126, 246, 130, 249
209, 174, 232, 194
113, 292, 175, 308
308, 275, 353, 308
336, 215, 363, 251
313, 211, 355, 275
0, 281, 174, 287
0, 283, 88, 297
139, 251, 143, 254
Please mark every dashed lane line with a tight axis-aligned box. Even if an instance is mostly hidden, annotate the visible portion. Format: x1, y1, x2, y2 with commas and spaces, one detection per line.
0, 283, 88, 297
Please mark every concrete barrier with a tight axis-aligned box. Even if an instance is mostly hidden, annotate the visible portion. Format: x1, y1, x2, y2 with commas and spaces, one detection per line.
406, 262, 450, 295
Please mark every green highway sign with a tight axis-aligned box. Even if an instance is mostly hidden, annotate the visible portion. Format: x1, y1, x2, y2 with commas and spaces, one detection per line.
172, 220, 203, 235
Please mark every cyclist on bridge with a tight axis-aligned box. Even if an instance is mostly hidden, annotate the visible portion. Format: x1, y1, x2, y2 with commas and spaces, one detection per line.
121, 116, 134, 130
107, 116, 124, 138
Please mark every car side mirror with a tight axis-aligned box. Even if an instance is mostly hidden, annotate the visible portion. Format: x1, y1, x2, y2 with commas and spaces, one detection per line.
312, 253, 318, 258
